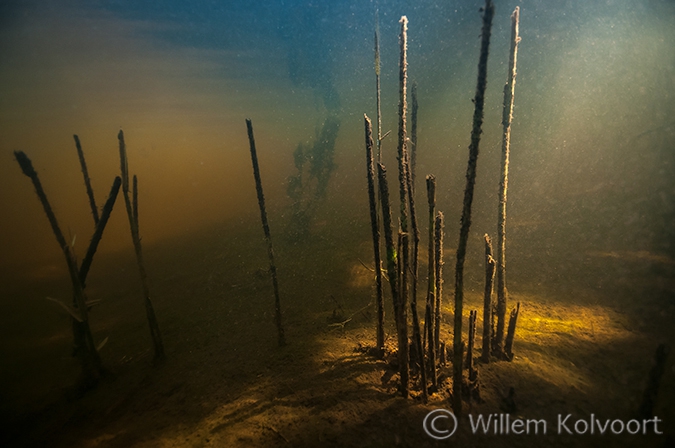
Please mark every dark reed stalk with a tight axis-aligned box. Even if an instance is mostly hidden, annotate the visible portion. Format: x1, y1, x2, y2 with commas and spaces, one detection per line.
73, 135, 99, 226
374, 14, 383, 161
118, 131, 166, 362
481, 234, 496, 362
404, 136, 425, 401
245, 119, 286, 347
14, 151, 69, 250
467, 310, 477, 381
73, 175, 121, 359
79, 176, 121, 285
452, 0, 494, 416
396, 15, 411, 399
496, 6, 521, 355
14, 151, 103, 384
434, 211, 444, 358
638, 343, 670, 419
373, 14, 385, 268
410, 82, 418, 188
424, 175, 437, 388
467, 310, 479, 406
503, 302, 520, 360
377, 163, 408, 397
364, 115, 385, 354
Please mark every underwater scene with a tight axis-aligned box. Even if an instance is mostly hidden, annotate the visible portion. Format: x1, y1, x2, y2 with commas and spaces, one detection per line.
0, 0, 673, 446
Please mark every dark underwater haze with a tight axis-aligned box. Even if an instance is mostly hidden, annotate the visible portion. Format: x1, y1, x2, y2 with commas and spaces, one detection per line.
1, 0, 674, 286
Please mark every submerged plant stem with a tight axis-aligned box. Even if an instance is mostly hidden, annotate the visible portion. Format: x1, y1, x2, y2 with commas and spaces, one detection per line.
73, 135, 99, 226
374, 15, 383, 161
14, 151, 104, 384
424, 175, 437, 387
453, 0, 494, 416
119, 131, 166, 362
396, 15, 410, 399
496, 6, 521, 353
377, 163, 406, 396
364, 115, 385, 354
246, 119, 286, 347
404, 125, 425, 401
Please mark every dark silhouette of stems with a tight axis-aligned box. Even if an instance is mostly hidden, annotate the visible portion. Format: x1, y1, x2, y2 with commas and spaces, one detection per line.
79, 177, 121, 285
638, 343, 670, 419
424, 175, 437, 388
118, 131, 166, 362
246, 119, 286, 347
452, 0, 494, 416
73, 135, 99, 226
74, 176, 121, 360
404, 125, 425, 401
374, 14, 383, 161
377, 163, 406, 397
364, 115, 385, 354
503, 302, 520, 360
14, 151, 103, 385
467, 310, 479, 405
467, 310, 477, 381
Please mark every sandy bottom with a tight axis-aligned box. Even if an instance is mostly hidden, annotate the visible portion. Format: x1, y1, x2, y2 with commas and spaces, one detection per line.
0, 217, 673, 447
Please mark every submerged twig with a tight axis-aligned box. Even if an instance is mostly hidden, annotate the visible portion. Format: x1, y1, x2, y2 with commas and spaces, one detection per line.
118, 131, 166, 362
364, 115, 385, 354
14, 150, 104, 384
377, 162, 406, 397
424, 175, 437, 388
79, 177, 121, 286
452, 0, 494, 416
246, 119, 286, 347
73, 135, 99, 226
403, 118, 426, 401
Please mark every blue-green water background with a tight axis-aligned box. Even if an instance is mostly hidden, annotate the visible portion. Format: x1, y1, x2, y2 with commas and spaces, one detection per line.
1, 0, 674, 271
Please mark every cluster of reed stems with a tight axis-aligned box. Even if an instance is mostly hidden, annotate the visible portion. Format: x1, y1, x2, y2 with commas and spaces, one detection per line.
362, 0, 522, 415
14, 129, 171, 394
